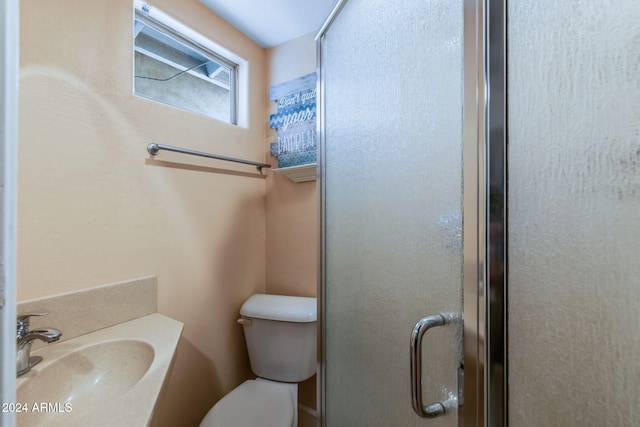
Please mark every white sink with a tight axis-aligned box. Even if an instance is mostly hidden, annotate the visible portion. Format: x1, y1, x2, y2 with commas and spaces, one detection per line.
16, 314, 182, 426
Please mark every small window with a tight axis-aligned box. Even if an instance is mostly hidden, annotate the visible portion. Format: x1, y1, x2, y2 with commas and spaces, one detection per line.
134, 2, 238, 124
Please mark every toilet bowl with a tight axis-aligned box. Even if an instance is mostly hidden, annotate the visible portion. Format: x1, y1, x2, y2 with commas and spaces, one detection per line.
199, 294, 316, 427
199, 379, 297, 427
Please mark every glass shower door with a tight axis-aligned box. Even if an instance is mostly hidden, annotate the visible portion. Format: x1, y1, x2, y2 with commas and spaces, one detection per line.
507, 1, 640, 425
319, 0, 465, 425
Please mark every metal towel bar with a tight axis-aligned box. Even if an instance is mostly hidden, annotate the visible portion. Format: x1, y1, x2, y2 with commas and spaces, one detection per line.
147, 143, 271, 172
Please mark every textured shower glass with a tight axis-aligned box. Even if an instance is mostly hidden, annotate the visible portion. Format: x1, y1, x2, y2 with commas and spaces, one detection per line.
508, 1, 640, 425
322, 0, 463, 425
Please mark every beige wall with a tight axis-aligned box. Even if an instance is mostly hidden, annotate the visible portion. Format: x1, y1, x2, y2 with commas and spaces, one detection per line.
19, 0, 266, 425
265, 33, 318, 412
265, 33, 318, 298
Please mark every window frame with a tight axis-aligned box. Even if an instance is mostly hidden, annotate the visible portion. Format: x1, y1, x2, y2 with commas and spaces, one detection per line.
133, 1, 243, 125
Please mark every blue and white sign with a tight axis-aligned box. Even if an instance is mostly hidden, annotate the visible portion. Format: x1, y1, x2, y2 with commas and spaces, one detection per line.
269, 73, 317, 168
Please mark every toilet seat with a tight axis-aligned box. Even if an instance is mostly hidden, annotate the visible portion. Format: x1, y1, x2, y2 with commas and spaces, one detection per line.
199, 379, 295, 427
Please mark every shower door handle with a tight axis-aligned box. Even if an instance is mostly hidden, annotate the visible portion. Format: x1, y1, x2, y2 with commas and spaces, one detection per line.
410, 312, 458, 418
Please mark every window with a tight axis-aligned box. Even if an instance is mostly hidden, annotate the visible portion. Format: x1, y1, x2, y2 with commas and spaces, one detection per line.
133, 2, 242, 124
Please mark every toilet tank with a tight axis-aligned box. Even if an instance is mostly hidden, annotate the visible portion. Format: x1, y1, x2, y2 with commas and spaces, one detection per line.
240, 294, 316, 382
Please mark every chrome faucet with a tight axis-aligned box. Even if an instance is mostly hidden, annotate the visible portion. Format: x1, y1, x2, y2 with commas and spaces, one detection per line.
17, 312, 62, 377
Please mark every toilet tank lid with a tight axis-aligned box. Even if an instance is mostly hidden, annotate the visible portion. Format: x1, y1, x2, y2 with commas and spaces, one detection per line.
240, 294, 317, 322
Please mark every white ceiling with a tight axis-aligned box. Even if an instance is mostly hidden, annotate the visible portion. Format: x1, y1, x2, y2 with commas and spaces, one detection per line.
199, 0, 336, 48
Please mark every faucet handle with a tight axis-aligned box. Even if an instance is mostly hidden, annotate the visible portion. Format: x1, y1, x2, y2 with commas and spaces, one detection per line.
17, 311, 48, 322
17, 312, 48, 336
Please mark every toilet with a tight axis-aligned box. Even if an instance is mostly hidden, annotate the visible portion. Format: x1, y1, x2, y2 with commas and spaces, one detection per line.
199, 294, 317, 427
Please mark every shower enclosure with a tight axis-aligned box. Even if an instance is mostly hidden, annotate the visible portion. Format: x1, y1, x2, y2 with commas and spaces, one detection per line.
317, 0, 639, 426
507, 1, 640, 425
316, 0, 501, 425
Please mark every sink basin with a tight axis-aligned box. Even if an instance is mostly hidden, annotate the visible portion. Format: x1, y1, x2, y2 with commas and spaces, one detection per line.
18, 340, 153, 423
16, 314, 182, 427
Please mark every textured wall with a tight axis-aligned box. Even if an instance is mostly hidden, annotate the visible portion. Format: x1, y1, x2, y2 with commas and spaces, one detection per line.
19, 0, 266, 425
508, 1, 640, 425
265, 32, 318, 300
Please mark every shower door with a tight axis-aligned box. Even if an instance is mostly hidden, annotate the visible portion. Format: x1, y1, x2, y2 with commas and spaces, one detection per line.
318, 0, 475, 425
507, 1, 640, 425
